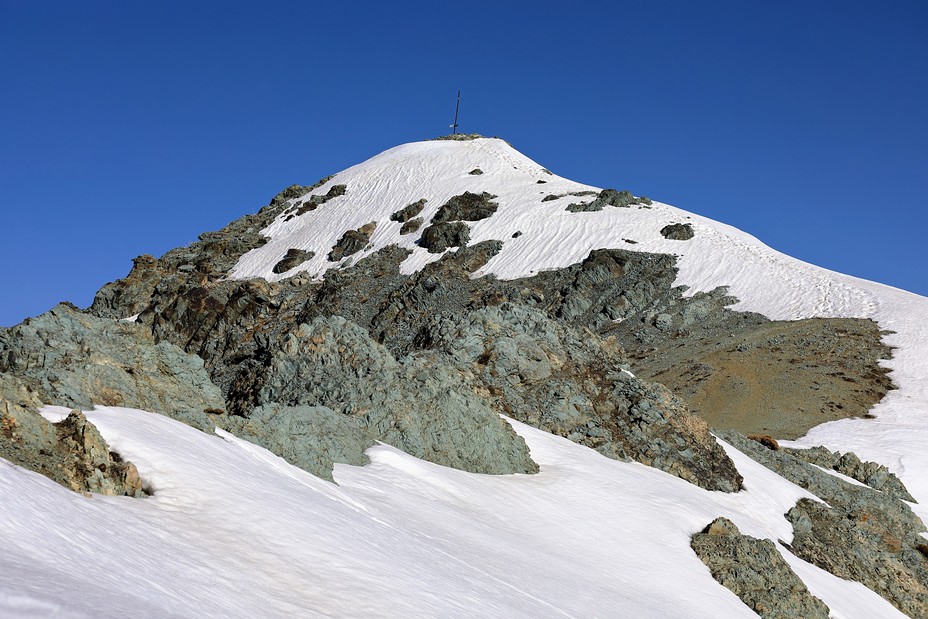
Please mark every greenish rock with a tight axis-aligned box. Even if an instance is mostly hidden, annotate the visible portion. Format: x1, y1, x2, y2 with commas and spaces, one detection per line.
785, 445, 915, 501
691, 517, 830, 618
419, 221, 470, 253
390, 199, 427, 223
1, 373, 146, 497
719, 431, 928, 617
660, 223, 695, 240
419, 304, 743, 492
0, 303, 223, 431
273, 248, 315, 275
249, 316, 538, 477
566, 189, 647, 212
217, 404, 372, 481
431, 192, 498, 223
329, 221, 376, 262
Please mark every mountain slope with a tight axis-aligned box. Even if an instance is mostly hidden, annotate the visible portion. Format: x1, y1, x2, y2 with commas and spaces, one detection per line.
2, 136, 928, 617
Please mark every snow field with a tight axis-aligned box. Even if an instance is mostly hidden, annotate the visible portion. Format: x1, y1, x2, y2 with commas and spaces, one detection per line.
0, 406, 904, 617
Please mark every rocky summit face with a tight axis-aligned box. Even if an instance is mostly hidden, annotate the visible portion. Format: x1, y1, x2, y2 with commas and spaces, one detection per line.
2, 136, 927, 618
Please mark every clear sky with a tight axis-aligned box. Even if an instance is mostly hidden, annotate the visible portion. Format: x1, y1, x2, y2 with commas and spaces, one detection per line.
1, 1, 925, 326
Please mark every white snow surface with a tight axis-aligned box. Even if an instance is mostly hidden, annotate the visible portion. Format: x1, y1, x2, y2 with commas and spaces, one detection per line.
0, 407, 904, 618
232, 137, 928, 509
2, 137, 927, 617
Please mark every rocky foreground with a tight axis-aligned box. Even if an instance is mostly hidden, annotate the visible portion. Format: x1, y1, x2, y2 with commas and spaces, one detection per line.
1, 138, 924, 617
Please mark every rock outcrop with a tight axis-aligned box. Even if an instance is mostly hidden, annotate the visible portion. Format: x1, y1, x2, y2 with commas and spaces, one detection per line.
720, 431, 928, 618
0, 303, 223, 431
691, 517, 829, 618
1, 374, 146, 497
660, 223, 694, 240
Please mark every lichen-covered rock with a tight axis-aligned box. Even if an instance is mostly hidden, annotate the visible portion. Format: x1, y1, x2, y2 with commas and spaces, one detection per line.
431, 192, 498, 222
399, 217, 423, 235
1, 373, 147, 497
660, 223, 694, 240
786, 498, 928, 618
786, 445, 915, 501
419, 221, 470, 253
566, 188, 647, 212
55, 410, 147, 497
390, 199, 426, 223
217, 404, 373, 481
272, 248, 315, 274
719, 431, 928, 617
418, 304, 743, 492
245, 316, 538, 477
0, 303, 223, 431
329, 221, 376, 262
691, 517, 829, 618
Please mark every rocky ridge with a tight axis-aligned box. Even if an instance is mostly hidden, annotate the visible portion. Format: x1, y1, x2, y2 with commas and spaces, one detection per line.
1, 138, 922, 617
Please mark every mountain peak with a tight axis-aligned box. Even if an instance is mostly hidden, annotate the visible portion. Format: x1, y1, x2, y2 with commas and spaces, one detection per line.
228, 136, 659, 284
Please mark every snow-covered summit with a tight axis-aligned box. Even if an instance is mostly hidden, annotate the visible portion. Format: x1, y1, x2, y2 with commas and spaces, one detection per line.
231, 136, 928, 501
4, 136, 928, 618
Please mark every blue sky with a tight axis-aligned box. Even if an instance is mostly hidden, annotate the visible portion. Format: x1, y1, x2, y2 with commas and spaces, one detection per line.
1, 1, 925, 326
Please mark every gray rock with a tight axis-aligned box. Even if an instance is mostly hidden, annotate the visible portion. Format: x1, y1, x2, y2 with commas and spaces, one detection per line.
719, 431, 928, 617
218, 404, 372, 481
691, 517, 829, 618
785, 445, 915, 501
399, 217, 423, 235
419, 304, 743, 491
660, 223, 694, 240
273, 248, 315, 274
419, 221, 470, 253
390, 199, 427, 223
1, 373, 146, 497
0, 303, 223, 431
566, 189, 646, 212
431, 192, 498, 222
250, 316, 538, 477
329, 221, 377, 262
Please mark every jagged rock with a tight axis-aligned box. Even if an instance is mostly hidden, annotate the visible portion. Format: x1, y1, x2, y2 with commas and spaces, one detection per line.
0, 303, 223, 432
566, 189, 646, 212
89, 176, 336, 319
390, 199, 426, 223
691, 517, 830, 618
329, 221, 376, 262
292, 183, 347, 217
399, 217, 423, 235
272, 248, 315, 274
786, 445, 915, 501
719, 431, 928, 617
431, 191, 498, 222
419, 221, 470, 253
787, 499, 928, 618
55, 410, 146, 497
449, 240, 503, 273
660, 223, 694, 240
468, 168, 483, 175
217, 404, 372, 481
417, 304, 743, 492
1, 374, 146, 497
239, 316, 538, 477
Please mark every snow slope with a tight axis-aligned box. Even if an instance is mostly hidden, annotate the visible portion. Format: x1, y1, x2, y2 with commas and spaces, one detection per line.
232, 137, 928, 511
0, 406, 904, 618
2, 137, 927, 617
